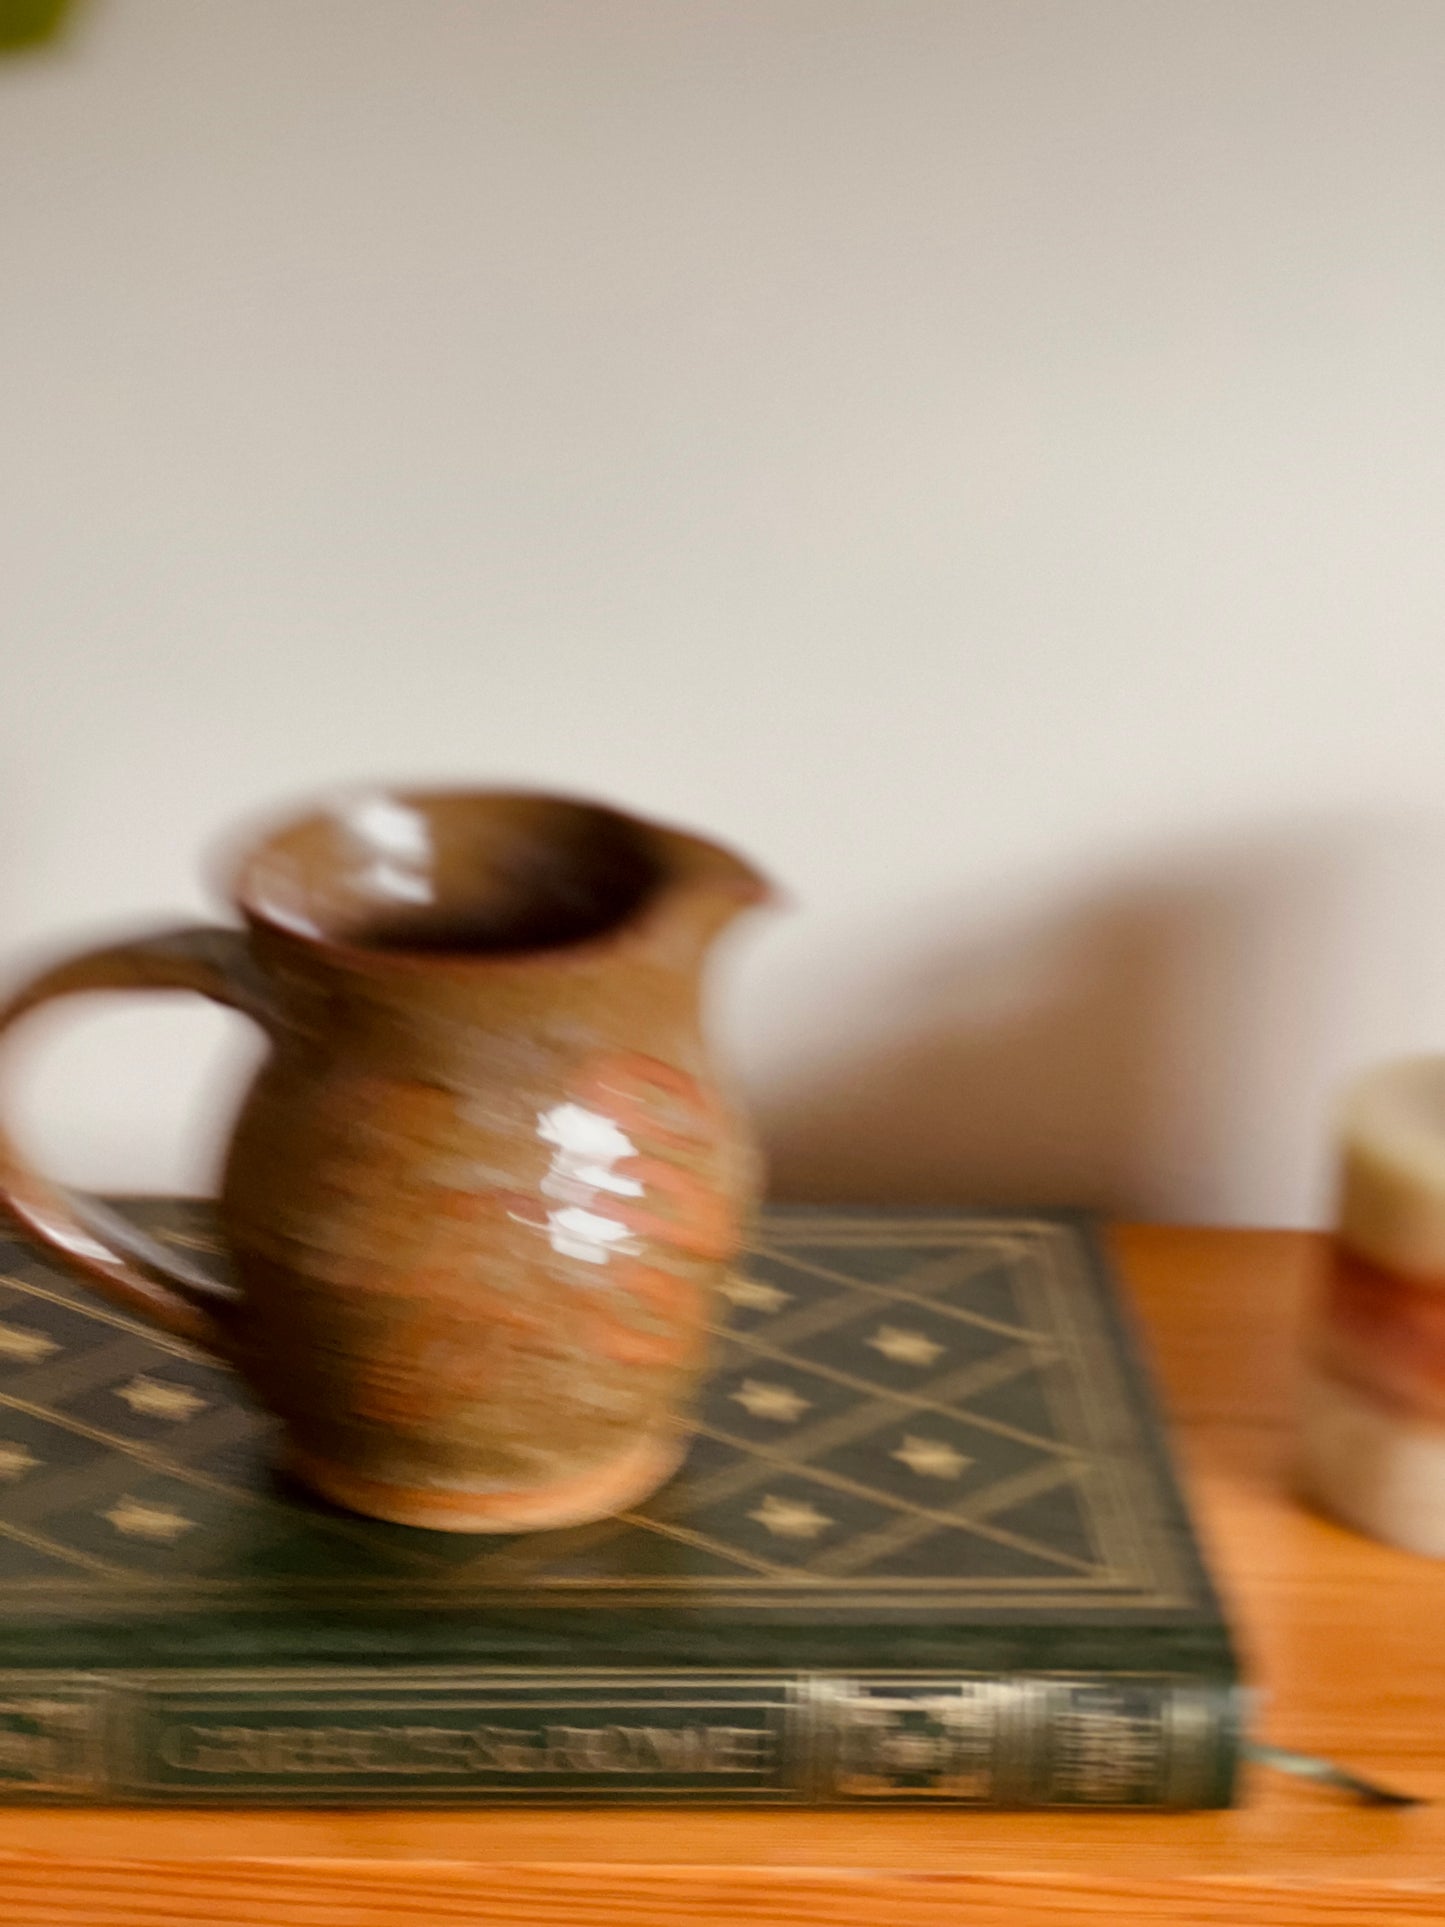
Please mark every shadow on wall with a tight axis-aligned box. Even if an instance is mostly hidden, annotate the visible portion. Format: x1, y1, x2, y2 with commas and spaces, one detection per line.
758, 820, 1445, 1227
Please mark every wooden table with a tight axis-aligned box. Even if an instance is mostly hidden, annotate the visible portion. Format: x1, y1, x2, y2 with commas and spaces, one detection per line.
1, 1227, 1441, 1925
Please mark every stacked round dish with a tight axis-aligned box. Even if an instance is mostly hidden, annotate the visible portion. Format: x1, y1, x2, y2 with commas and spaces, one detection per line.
1301, 1056, 1445, 1557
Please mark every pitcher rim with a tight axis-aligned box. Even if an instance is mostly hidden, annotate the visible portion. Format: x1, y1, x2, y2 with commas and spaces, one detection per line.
213, 782, 773, 974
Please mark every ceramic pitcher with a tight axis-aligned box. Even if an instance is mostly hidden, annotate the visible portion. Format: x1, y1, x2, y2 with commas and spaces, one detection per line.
0, 789, 770, 1531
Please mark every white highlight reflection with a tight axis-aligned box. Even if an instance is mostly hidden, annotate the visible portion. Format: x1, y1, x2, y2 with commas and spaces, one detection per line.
341, 793, 437, 907
548, 1205, 635, 1264
539, 1104, 642, 1197
536, 1101, 642, 1266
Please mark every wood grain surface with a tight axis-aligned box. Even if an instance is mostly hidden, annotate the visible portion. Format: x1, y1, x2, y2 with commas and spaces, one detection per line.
1, 1226, 1441, 1926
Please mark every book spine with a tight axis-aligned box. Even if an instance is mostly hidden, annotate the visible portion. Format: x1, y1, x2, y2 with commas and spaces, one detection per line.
0, 1668, 1239, 1807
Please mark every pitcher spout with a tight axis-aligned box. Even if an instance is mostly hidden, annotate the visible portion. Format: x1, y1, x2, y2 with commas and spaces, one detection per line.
647, 826, 776, 958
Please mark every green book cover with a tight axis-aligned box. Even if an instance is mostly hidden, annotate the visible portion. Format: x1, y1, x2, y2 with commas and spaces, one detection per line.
0, 1202, 1240, 1806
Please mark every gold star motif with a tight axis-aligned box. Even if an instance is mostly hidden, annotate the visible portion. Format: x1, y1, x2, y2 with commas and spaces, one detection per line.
867, 1325, 944, 1368
749, 1493, 832, 1540
0, 1442, 38, 1481
102, 1498, 197, 1543
720, 1276, 791, 1314
0, 1324, 59, 1364
730, 1379, 811, 1423
115, 1377, 207, 1422
892, 1435, 971, 1480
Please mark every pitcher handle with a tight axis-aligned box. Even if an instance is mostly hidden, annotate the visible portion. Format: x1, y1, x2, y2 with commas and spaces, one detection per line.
0, 924, 272, 1356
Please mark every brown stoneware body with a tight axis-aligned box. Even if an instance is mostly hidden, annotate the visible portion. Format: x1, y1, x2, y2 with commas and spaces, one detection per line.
0, 790, 770, 1530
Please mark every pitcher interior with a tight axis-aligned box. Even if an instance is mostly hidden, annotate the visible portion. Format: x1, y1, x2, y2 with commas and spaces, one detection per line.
234, 790, 667, 956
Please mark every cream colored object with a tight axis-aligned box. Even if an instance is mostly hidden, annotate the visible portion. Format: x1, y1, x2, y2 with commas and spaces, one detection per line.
1298, 1366, 1445, 1559
1300, 1055, 1445, 1555
1337, 1055, 1445, 1277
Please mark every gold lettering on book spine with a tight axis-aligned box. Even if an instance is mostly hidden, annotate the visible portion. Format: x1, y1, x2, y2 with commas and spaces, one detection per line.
157, 1720, 777, 1779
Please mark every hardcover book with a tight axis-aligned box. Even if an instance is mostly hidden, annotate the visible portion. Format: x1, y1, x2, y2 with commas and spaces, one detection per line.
0, 1202, 1240, 1806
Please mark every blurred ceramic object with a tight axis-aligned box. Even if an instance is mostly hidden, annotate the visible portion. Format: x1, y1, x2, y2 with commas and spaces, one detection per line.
0, 788, 771, 1530
1300, 1055, 1445, 1556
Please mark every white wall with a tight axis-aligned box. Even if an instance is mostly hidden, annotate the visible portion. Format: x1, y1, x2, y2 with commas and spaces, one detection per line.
3, 0, 1445, 1225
